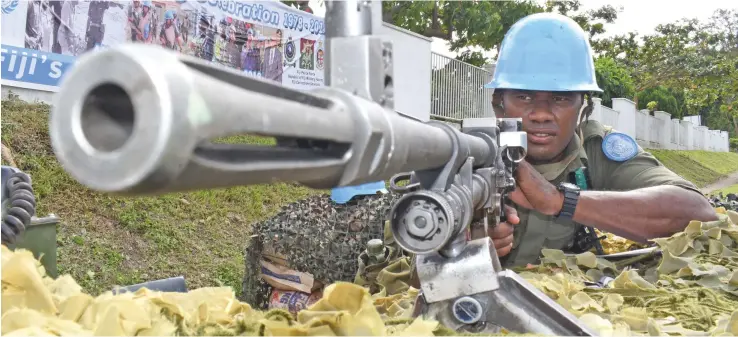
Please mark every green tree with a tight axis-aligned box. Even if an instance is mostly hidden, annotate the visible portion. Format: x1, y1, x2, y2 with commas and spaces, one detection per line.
455, 50, 490, 68
681, 10, 738, 133
594, 9, 738, 135
381, 0, 619, 56
593, 57, 635, 107
592, 20, 704, 107
636, 86, 683, 118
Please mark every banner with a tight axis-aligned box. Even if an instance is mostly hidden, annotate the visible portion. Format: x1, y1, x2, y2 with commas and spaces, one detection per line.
0, 0, 326, 91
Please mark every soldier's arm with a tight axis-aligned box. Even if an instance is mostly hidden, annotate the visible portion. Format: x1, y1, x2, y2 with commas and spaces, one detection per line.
566, 132, 716, 243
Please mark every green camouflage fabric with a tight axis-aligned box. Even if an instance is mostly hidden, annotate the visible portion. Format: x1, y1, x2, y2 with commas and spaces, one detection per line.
355, 208, 738, 336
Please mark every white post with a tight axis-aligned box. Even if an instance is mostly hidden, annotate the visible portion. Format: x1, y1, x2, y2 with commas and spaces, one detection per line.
654, 111, 671, 150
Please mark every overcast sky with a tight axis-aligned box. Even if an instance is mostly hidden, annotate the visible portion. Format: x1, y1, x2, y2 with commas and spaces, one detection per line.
307, 0, 737, 58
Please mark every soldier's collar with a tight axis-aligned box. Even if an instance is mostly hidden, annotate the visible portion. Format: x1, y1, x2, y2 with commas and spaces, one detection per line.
531, 133, 587, 181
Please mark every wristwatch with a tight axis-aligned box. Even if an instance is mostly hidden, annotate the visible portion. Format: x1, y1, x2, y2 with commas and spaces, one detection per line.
555, 182, 580, 221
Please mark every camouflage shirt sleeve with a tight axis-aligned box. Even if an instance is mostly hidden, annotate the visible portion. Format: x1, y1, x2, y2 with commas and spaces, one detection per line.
582, 121, 702, 195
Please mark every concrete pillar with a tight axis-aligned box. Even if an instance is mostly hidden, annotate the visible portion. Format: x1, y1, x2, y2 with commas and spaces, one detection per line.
638, 109, 651, 146
612, 98, 636, 140
654, 111, 672, 150
722, 131, 730, 152
680, 120, 694, 150
672, 120, 682, 149
696, 126, 709, 151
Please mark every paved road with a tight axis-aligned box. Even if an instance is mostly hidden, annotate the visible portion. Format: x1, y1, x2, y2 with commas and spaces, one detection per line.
701, 171, 738, 194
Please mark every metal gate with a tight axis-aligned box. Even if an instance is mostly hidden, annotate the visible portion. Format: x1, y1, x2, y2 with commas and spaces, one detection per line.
430, 52, 494, 123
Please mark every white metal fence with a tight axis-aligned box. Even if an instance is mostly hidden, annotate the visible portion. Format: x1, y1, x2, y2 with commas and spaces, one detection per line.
430, 52, 493, 121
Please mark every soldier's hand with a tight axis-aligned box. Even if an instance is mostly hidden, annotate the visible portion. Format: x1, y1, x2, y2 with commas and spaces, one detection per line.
509, 160, 564, 216
488, 205, 519, 257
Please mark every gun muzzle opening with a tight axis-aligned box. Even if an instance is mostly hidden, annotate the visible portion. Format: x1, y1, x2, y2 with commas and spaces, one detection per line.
80, 83, 136, 153
390, 191, 456, 255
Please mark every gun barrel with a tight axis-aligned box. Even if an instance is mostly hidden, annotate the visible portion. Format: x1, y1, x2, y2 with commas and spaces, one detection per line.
50, 44, 492, 196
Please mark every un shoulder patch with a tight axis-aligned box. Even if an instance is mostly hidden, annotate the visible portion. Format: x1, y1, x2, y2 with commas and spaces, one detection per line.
602, 132, 638, 162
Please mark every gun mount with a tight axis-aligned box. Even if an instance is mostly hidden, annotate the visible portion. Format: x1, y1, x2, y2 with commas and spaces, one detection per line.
48, 1, 594, 335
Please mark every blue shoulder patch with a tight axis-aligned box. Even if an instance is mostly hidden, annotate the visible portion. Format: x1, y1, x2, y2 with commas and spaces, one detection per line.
601, 132, 638, 162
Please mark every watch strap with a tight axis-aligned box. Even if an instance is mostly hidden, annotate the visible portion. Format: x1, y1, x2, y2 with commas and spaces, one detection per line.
556, 183, 580, 221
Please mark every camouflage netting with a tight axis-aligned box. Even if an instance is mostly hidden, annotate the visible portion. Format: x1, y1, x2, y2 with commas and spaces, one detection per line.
241, 192, 398, 308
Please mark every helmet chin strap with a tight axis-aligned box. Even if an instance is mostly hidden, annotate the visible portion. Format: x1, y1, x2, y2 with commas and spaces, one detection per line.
577, 93, 594, 147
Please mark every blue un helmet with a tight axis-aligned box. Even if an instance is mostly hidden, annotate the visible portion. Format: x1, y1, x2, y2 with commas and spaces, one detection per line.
164, 9, 175, 20
485, 13, 602, 93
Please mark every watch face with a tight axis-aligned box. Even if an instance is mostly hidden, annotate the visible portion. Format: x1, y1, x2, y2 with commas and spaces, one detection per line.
560, 182, 579, 191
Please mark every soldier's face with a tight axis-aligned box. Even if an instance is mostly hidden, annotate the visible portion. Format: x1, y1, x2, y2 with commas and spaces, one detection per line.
498, 90, 583, 163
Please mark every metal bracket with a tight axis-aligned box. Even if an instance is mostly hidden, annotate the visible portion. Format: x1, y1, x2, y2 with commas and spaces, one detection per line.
415, 237, 501, 303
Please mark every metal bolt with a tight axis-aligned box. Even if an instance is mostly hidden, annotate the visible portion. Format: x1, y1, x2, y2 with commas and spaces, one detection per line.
452, 296, 483, 324
414, 215, 427, 228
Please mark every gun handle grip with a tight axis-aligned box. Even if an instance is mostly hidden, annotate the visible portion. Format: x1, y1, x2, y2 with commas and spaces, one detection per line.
499, 195, 509, 223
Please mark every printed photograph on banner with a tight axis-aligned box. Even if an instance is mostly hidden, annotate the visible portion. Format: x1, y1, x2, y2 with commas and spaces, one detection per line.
213, 16, 243, 70
190, 5, 216, 62
157, 7, 183, 51
241, 22, 265, 78
24, 1, 56, 52
54, 1, 86, 56
125, 1, 154, 44
83, 1, 127, 52
282, 33, 298, 71
316, 40, 324, 71
261, 26, 283, 83
23, 0, 127, 56
299, 37, 315, 71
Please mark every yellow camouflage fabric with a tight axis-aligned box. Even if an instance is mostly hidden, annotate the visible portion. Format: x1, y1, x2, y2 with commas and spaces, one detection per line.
4, 208, 738, 336
1, 243, 451, 336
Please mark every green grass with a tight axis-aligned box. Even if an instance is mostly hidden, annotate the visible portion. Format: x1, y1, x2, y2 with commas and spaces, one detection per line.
650, 149, 738, 188
4, 95, 737, 296
713, 184, 738, 195
1, 96, 322, 297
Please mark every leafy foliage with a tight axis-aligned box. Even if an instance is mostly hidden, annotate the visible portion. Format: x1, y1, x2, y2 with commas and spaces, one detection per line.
381, 0, 619, 55
593, 57, 635, 107
636, 86, 685, 118
593, 9, 738, 134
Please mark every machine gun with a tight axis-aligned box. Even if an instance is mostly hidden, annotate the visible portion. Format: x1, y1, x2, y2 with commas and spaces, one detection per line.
49, 1, 594, 335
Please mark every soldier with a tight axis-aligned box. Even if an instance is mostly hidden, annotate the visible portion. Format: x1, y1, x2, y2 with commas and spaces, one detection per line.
85, 0, 124, 51
484, 13, 717, 267
195, 14, 215, 61
127, 1, 142, 42
159, 10, 182, 51
25, 0, 47, 51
